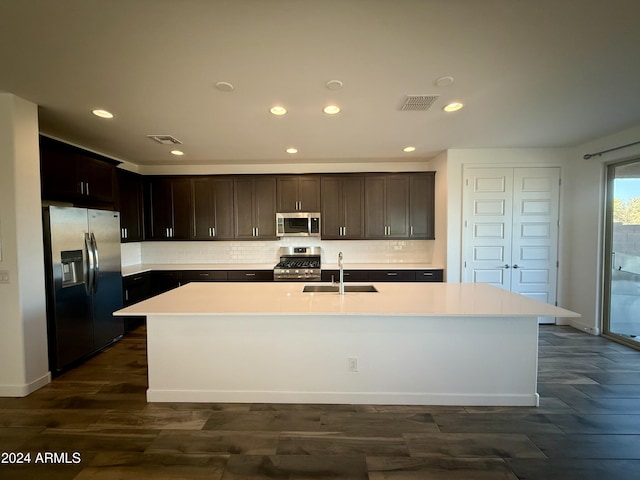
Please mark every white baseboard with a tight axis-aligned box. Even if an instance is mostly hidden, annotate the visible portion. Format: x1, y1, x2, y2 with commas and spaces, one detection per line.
147, 389, 540, 407
0, 372, 51, 397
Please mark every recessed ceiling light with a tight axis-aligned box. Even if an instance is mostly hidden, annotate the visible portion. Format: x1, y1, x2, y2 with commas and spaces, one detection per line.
286, 147, 298, 154
434, 76, 454, 87
403, 146, 416, 152
443, 102, 464, 112
323, 105, 341, 115
170, 150, 184, 156
92, 109, 114, 119
215, 81, 234, 92
270, 106, 287, 116
326, 80, 343, 90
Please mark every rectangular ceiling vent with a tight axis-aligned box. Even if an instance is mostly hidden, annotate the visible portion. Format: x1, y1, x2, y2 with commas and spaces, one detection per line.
400, 94, 440, 111
146, 134, 183, 145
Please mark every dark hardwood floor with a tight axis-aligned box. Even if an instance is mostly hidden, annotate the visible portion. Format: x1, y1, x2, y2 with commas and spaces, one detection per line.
2, 325, 640, 479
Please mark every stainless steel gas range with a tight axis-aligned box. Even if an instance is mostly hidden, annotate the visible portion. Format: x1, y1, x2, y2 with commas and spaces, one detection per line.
273, 246, 321, 281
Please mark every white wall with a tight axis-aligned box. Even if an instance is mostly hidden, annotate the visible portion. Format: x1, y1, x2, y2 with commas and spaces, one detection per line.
565, 124, 640, 334
0, 94, 50, 396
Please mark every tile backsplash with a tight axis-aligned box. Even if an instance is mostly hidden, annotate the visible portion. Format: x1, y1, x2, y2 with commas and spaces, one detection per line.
121, 237, 434, 267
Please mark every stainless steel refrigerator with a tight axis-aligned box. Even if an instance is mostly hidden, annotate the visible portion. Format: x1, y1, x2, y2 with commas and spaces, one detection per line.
42, 206, 124, 373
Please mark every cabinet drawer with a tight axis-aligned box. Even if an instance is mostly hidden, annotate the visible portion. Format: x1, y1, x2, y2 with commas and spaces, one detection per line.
182, 271, 228, 283
227, 270, 274, 282
415, 269, 444, 282
367, 270, 415, 282
321, 270, 369, 282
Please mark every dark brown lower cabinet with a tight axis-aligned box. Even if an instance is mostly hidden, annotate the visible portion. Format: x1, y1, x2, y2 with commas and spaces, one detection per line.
122, 272, 152, 331
321, 269, 443, 282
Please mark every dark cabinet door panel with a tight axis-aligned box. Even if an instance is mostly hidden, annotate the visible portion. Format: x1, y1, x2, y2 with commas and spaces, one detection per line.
192, 177, 216, 239
386, 175, 410, 237
255, 177, 277, 239
212, 178, 235, 239
409, 173, 435, 239
365, 176, 386, 238
117, 170, 144, 242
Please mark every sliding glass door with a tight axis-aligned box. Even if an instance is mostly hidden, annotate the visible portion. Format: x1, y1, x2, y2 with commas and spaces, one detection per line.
603, 159, 640, 346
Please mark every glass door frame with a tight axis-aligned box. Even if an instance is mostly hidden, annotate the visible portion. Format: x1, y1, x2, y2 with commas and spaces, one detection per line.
602, 157, 640, 349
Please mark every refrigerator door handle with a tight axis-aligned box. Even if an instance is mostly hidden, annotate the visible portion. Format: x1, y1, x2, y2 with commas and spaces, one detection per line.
84, 233, 95, 295
90, 232, 100, 293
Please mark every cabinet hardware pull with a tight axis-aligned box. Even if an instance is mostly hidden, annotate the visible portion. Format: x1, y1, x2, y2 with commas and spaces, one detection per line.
410, 226, 414, 236
422, 272, 433, 276
86, 183, 90, 195
245, 273, 256, 277
125, 290, 129, 301
80, 181, 84, 195
212, 227, 216, 237
387, 272, 398, 276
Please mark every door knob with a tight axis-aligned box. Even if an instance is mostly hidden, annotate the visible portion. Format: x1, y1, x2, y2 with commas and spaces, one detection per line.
499, 264, 510, 269
512, 264, 522, 269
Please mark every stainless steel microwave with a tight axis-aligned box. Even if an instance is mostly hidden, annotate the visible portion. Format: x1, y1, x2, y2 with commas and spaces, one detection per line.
276, 212, 321, 237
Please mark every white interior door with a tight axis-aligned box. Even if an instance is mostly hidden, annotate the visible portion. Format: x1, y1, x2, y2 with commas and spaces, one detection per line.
462, 168, 513, 289
463, 167, 560, 324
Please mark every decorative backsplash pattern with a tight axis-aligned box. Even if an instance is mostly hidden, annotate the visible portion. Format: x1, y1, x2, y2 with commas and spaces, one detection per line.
121, 238, 434, 267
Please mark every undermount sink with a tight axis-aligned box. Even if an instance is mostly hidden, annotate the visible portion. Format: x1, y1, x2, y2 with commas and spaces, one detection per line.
303, 285, 378, 293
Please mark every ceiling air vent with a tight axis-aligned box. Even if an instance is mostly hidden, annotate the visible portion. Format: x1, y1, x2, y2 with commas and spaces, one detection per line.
146, 134, 183, 145
400, 95, 440, 111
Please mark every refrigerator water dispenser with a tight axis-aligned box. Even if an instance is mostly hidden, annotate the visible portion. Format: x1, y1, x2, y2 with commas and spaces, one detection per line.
61, 249, 84, 288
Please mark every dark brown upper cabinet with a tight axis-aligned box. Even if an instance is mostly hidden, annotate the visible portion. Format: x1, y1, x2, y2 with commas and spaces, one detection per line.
117, 169, 144, 242
146, 177, 192, 240
320, 175, 364, 239
276, 175, 321, 212
364, 174, 410, 239
192, 176, 235, 240
409, 172, 436, 239
233, 176, 277, 239
40, 136, 118, 207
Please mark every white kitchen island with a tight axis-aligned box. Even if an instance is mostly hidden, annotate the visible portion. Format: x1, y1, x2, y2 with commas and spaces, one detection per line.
115, 282, 579, 407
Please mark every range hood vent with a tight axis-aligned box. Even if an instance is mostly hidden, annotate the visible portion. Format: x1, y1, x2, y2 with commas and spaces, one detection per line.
146, 134, 183, 145
400, 95, 440, 111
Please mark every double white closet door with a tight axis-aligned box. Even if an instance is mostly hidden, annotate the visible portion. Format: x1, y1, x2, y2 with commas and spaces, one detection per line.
463, 167, 560, 324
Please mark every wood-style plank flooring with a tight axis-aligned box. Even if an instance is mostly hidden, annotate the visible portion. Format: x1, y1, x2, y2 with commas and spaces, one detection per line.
2, 325, 640, 479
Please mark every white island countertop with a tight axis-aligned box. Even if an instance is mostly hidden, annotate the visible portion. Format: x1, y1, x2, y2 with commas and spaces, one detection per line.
115, 281, 579, 318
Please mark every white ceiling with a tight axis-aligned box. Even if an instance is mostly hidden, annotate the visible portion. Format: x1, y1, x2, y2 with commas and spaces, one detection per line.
2, 0, 640, 166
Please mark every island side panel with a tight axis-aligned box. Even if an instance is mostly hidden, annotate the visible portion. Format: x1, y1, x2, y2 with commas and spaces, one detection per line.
145, 313, 539, 406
